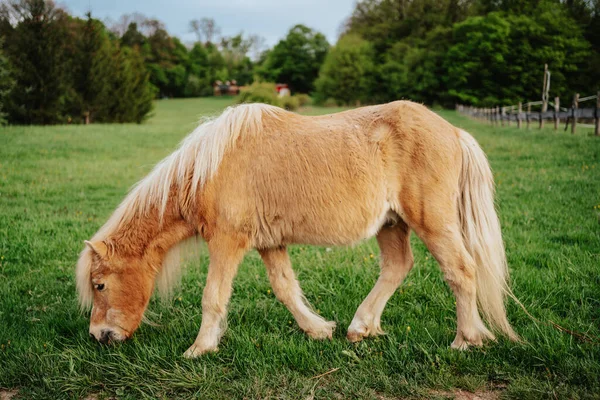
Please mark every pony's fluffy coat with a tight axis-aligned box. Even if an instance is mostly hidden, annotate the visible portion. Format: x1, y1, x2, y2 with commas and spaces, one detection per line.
77, 101, 520, 356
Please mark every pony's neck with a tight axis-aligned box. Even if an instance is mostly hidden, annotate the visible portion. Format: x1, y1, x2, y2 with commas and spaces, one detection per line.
108, 206, 196, 264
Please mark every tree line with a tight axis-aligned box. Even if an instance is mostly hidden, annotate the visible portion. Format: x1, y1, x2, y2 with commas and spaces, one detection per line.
315, 0, 599, 107
0, 0, 598, 125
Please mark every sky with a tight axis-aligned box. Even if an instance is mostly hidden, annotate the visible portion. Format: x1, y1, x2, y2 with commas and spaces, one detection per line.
60, 0, 357, 47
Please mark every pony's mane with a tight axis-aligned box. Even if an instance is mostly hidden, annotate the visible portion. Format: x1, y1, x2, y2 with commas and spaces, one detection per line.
76, 103, 283, 309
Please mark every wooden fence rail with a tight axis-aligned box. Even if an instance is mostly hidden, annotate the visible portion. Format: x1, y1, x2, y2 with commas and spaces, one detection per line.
456, 92, 599, 136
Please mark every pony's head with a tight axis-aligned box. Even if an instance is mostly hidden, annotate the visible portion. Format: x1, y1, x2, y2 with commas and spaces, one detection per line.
76, 240, 156, 344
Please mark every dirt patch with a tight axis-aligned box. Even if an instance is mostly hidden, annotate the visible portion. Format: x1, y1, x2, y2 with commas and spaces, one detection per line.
428, 388, 502, 400
0, 390, 18, 400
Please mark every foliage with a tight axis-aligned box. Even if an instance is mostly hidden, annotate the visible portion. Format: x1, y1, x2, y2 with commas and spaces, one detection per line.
0, 0, 70, 124
445, 10, 591, 105
237, 82, 304, 111
280, 95, 299, 111
314, 35, 375, 105
0, 1, 153, 124
295, 93, 312, 107
0, 38, 14, 125
330, 0, 600, 106
237, 82, 281, 106
258, 24, 329, 94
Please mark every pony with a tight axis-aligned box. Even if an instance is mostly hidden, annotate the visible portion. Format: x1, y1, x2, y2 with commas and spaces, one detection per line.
76, 101, 520, 358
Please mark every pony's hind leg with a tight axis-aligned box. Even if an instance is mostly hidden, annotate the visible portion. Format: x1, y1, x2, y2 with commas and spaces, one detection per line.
410, 221, 495, 349
347, 222, 414, 342
183, 235, 247, 358
259, 247, 335, 339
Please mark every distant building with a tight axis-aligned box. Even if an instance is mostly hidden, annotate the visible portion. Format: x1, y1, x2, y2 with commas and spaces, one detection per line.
213, 80, 240, 96
275, 83, 289, 96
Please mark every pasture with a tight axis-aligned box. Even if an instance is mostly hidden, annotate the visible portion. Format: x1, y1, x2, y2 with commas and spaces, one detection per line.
0, 97, 599, 399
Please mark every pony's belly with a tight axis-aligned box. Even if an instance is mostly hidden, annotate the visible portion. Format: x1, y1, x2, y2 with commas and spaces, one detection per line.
285, 200, 398, 247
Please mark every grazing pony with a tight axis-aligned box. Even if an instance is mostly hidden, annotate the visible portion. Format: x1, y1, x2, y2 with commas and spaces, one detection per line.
76, 101, 519, 358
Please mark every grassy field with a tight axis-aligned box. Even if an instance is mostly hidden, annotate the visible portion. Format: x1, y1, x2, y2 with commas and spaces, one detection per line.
0, 97, 599, 399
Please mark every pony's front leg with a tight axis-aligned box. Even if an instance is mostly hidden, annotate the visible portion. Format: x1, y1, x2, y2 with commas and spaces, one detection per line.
259, 247, 335, 339
183, 235, 247, 358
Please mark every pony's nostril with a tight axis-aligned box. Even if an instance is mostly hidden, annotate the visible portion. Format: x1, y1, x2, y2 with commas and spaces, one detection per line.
98, 329, 111, 344
89, 332, 95, 340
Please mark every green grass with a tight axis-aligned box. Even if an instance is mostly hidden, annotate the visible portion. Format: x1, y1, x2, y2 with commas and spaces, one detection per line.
0, 97, 599, 399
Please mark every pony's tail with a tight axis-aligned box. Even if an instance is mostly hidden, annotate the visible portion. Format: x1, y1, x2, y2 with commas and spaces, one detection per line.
457, 129, 520, 341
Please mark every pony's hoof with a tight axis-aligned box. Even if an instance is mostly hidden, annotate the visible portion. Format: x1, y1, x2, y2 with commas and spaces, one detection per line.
306, 320, 336, 340
347, 321, 384, 343
450, 331, 487, 350
346, 329, 365, 343
183, 343, 217, 358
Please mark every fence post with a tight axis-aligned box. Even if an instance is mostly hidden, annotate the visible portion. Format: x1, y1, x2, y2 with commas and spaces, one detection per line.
501, 106, 505, 126
496, 106, 500, 126
517, 102, 522, 128
571, 93, 579, 135
594, 90, 600, 136
554, 97, 559, 131
526, 103, 531, 130
540, 63, 548, 129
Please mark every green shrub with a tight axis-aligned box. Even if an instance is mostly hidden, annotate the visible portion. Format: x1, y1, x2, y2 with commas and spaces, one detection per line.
280, 95, 299, 111
237, 82, 280, 106
295, 93, 312, 107
323, 98, 338, 107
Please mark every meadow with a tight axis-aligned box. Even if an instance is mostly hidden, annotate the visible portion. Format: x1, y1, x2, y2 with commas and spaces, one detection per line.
0, 97, 599, 399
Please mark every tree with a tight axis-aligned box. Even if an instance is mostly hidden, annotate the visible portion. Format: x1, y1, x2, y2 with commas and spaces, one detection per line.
68, 13, 115, 123
189, 18, 221, 44
1, 0, 70, 124
121, 22, 146, 49
314, 34, 375, 105
258, 24, 329, 93
0, 39, 14, 125
97, 43, 154, 123
445, 10, 591, 105
378, 26, 451, 104
343, 0, 477, 55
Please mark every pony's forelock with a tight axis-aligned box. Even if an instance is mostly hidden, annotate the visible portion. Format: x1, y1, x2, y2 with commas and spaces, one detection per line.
76, 247, 94, 311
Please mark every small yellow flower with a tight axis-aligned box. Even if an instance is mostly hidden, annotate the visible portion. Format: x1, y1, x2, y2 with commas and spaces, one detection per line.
406, 326, 411, 332
370, 254, 374, 259
267, 289, 271, 294
177, 297, 182, 301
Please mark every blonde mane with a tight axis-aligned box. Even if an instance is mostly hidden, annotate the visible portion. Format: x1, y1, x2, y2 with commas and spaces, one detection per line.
76, 103, 282, 309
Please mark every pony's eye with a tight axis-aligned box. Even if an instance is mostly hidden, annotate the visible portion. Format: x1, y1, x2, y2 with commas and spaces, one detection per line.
95, 283, 105, 291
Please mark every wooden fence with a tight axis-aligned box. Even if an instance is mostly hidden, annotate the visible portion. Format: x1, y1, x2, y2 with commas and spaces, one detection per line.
456, 91, 600, 136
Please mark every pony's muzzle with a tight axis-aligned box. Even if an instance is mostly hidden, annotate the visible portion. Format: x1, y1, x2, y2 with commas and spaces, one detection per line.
90, 328, 114, 344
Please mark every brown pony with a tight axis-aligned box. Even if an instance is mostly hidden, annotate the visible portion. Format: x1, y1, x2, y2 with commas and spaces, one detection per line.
76, 101, 519, 358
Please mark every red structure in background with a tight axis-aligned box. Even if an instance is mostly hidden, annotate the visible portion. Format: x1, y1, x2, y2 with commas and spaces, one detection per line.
275, 83, 289, 93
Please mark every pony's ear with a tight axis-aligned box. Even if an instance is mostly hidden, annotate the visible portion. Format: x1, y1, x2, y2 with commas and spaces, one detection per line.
85, 240, 109, 258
